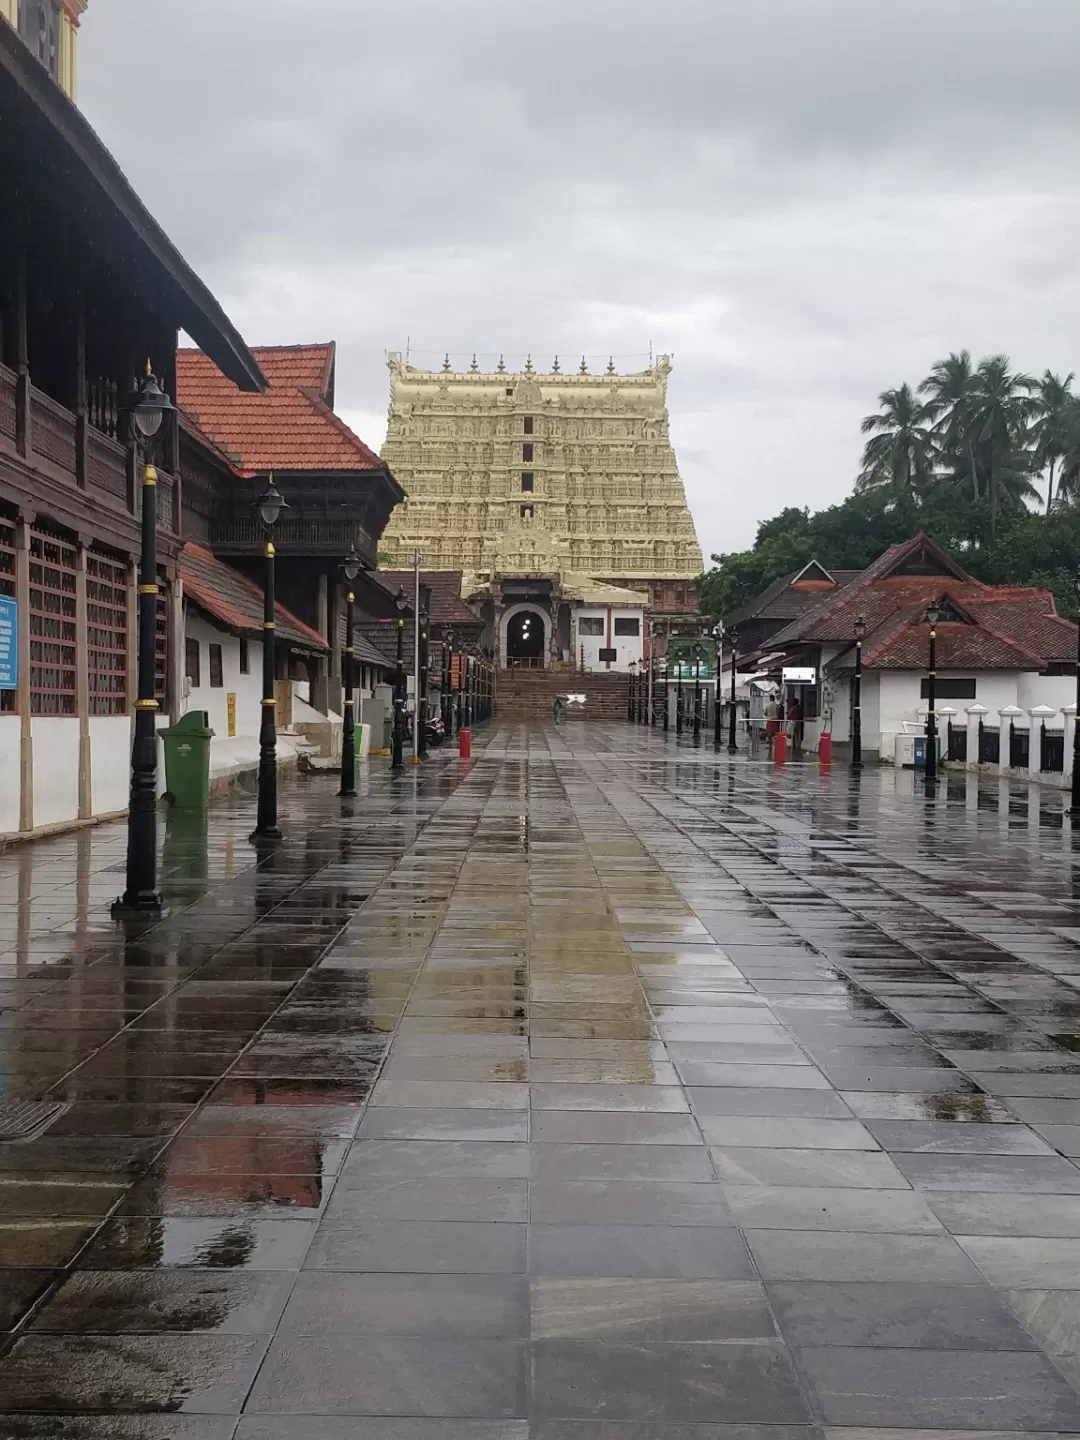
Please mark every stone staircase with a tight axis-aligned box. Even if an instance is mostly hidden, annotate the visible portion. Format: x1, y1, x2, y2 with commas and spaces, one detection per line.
495, 665, 630, 723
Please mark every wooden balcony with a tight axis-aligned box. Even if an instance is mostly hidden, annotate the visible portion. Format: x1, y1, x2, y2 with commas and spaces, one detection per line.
0, 362, 177, 539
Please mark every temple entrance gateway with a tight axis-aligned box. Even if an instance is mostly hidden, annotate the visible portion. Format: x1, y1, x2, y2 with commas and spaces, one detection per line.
505, 608, 546, 667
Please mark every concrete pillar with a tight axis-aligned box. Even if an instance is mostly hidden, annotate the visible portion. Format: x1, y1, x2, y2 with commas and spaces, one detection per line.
1029, 705, 1057, 783
965, 703, 987, 769
999, 704, 1022, 774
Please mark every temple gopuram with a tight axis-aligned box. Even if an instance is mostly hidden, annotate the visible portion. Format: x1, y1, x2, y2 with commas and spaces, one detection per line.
379, 353, 702, 671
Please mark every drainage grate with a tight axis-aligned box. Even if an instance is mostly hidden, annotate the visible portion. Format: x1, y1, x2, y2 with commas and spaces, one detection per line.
0, 1100, 69, 1142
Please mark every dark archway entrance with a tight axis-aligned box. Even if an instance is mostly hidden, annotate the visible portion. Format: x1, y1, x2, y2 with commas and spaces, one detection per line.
506, 609, 546, 667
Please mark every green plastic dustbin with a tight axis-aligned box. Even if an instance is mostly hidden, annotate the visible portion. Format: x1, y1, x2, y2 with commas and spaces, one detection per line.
161, 710, 215, 808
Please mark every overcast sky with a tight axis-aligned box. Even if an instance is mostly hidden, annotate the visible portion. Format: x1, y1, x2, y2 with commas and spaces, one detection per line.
81, 0, 1080, 562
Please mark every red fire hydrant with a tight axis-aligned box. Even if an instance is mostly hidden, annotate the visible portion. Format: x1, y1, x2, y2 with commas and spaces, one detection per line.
818, 733, 832, 766
774, 732, 787, 765
458, 727, 472, 760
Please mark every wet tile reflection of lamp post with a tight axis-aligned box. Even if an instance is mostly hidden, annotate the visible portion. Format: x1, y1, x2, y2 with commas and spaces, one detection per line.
338, 545, 362, 798
924, 601, 943, 784
114, 365, 174, 915
851, 614, 866, 771
252, 477, 288, 841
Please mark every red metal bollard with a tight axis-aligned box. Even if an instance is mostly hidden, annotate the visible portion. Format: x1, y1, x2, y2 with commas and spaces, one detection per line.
458, 727, 472, 759
774, 732, 787, 765
818, 732, 832, 766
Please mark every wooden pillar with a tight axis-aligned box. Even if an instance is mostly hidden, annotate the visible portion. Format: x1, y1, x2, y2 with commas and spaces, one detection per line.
74, 289, 88, 489
13, 249, 30, 461
15, 516, 32, 832
168, 577, 184, 724
75, 541, 91, 819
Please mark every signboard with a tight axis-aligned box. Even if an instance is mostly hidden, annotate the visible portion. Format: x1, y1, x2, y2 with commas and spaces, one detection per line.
667, 635, 716, 680
226, 693, 237, 738
0, 596, 16, 690
782, 666, 817, 684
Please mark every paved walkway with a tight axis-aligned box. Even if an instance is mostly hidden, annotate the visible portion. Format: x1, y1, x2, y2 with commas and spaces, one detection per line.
3, 725, 1080, 1435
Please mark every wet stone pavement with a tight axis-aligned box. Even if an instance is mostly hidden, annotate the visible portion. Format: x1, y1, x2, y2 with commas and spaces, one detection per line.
6, 729, 1080, 1435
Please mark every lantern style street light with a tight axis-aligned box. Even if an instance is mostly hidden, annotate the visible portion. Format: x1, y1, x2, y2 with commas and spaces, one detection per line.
338, 546, 362, 798
851, 614, 866, 770
114, 364, 175, 914
924, 601, 943, 783
251, 477, 288, 839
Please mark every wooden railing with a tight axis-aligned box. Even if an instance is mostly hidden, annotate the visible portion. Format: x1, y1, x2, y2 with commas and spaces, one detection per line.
0, 375, 176, 533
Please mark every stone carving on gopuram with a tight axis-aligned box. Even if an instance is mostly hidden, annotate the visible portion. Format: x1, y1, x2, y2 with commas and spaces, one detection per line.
379, 353, 703, 596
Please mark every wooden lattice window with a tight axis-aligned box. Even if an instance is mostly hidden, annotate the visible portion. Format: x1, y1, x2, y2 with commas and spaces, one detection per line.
0, 517, 14, 715
86, 551, 128, 716
29, 528, 77, 716
155, 578, 168, 706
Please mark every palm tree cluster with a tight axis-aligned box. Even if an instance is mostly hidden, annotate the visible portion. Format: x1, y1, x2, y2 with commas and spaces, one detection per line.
857, 352, 1080, 539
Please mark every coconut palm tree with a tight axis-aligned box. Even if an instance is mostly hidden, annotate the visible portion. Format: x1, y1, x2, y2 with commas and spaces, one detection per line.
966, 356, 1038, 537
919, 350, 978, 499
1054, 398, 1080, 507
1031, 369, 1075, 511
856, 384, 935, 506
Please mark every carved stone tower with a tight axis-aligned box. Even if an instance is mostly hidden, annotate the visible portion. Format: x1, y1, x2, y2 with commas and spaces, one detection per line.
379, 354, 702, 595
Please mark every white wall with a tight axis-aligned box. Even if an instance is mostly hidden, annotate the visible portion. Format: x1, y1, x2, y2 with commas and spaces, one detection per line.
1018, 673, 1077, 712
30, 718, 80, 828
877, 671, 1021, 761
574, 605, 644, 672
0, 716, 19, 836
90, 717, 131, 816
183, 613, 264, 746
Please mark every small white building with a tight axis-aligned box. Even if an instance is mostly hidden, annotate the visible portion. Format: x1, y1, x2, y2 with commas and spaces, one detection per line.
757, 534, 1079, 768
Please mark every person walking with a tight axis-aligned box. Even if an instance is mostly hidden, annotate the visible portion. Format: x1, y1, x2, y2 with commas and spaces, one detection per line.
553, 694, 565, 727
788, 694, 804, 756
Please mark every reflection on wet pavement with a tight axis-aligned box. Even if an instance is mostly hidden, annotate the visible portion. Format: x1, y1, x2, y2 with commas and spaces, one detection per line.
5, 729, 1080, 1429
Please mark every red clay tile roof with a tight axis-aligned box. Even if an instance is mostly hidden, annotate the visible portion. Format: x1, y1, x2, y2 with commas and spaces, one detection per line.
377, 571, 482, 627
181, 543, 328, 653
769, 533, 1078, 673
176, 344, 386, 474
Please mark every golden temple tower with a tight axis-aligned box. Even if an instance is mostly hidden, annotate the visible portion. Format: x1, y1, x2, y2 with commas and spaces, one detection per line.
380, 353, 702, 600
2, 0, 87, 97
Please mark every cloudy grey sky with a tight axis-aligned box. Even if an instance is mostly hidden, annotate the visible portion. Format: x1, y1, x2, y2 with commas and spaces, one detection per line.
81, 0, 1080, 562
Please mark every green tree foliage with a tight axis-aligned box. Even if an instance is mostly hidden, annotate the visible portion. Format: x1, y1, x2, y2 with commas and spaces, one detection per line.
699, 351, 1080, 623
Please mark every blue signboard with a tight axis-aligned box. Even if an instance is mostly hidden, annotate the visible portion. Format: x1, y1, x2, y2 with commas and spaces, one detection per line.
0, 596, 17, 690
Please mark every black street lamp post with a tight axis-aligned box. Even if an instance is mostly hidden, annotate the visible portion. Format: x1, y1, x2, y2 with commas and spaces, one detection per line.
392, 588, 408, 770
417, 611, 430, 758
692, 645, 702, 743
925, 601, 943, 783
628, 661, 637, 723
851, 613, 865, 771
444, 628, 456, 736
1073, 571, 1080, 822
712, 624, 724, 749
252, 478, 288, 840
115, 365, 175, 914
728, 628, 739, 753
661, 659, 669, 732
675, 656, 684, 736
338, 546, 361, 798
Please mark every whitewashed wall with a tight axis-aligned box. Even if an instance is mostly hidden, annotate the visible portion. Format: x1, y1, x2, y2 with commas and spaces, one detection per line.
30, 719, 80, 828
876, 671, 1021, 761
183, 613, 264, 747
90, 717, 132, 816
574, 606, 644, 672
0, 716, 19, 835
